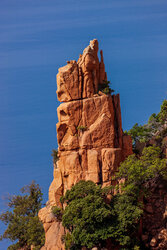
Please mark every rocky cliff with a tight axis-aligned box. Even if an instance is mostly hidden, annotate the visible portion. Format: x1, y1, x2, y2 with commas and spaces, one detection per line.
39, 39, 132, 250
142, 177, 167, 249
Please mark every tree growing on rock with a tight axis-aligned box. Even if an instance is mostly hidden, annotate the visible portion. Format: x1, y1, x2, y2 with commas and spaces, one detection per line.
60, 180, 114, 249
57, 146, 167, 250
127, 99, 167, 152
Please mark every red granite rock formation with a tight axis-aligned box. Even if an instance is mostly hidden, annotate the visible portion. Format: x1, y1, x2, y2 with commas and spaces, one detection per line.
39, 39, 133, 250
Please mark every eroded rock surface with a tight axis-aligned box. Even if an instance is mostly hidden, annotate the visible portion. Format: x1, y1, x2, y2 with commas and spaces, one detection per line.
57, 39, 107, 102
39, 39, 132, 250
142, 178, 167, 249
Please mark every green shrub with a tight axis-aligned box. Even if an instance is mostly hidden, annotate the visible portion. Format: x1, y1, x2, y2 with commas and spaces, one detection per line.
60, 146, 166, 249
51, 149, 59, 164
77, 125, 87, 132
116, 145, 167, 196
98, 80, 114, 95
61, 180, 113, 249
127, 100, 167, 151
52, 206, 63, 221
158, 99, 167, 124
127, 123, 151, 146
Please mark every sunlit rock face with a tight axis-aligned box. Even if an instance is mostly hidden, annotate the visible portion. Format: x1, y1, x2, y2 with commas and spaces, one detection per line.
39, 39, 132, 250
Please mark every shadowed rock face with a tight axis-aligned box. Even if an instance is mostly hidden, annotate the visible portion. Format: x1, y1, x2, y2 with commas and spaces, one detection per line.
142, 178, 167, 250
39, 39, 132, 250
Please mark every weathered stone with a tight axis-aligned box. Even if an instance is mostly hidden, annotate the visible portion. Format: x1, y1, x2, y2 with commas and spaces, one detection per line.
158, 228, 167, 249
57, 39, 107, 102
122, 134, 133, 158
86, 149, 100, 183
78, 39, 100, 98
56, 61, 81, 102
44, 221, 65, 250
49, 169, 63, 207
101, 148, 122, 184
39, 39, 133, 250
99, 50, 107, 84
150, 237, 157, 247
142, 179, 167, 249
56, 94, 125, 151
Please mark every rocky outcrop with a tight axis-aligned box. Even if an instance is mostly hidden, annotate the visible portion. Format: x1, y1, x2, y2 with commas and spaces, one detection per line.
142, 178, 167, 249
57, 39, 107, 102
39, 39, 132, 250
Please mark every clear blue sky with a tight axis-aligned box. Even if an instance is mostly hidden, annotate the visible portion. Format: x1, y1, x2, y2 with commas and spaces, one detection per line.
0, 0, 167, 248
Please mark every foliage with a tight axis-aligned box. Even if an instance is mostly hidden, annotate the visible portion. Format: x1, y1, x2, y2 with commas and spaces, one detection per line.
77, 125, 87, 132
61, 180, 114, 249
147, 99, 167, 126
62, 232, 77, 250
127, 100, 167, 149
0, 181, 45, 250
98, 80, 115, 95
127, 123, 151, 145
112, 145, 167, 248
157, 99, 167, 124
60, 145, 166, 249
61, 179, 143, 249
110, 193, 143, 247
52, 206, 63, 221
51, 149, 59, 164
117, 146, 167, 195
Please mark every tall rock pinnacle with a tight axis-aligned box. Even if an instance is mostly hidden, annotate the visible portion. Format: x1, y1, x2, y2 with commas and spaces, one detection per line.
39, 39, 133, 250
57, 39, 107, 101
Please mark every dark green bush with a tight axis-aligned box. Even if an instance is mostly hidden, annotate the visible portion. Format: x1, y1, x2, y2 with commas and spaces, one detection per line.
127, 100, 167, 151
0, 181, 45, 250
52, 206, 63, 221
60, 145, 166, 249
51, 149, 59, 164
98, 80, 114, 95
77, 125, 87, 132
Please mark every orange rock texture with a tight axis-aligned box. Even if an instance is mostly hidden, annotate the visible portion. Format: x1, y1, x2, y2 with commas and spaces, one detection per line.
39, 39, 133, 250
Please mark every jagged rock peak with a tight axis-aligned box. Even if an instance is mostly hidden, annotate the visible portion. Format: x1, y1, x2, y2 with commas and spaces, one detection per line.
39, 40, 133, 250
56, 39, 107, 102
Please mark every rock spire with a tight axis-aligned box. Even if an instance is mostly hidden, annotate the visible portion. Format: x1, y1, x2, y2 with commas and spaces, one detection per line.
39, 39, 132, 250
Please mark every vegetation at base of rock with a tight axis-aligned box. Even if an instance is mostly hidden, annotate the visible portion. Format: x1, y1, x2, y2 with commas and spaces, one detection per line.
113, 146, 166, 248
77, 125, 87, 131
117, 145, 167, 193
114, 146, 167, 249
51, 149, 59, 164
156, 99, 167, 124
98, 80, 115, 95
0, 181, 45, 250
126, 99, 167, 151
61, 180, 114, 249
60, 180, 142, 249
52, 206, 63, 221
59, 144, 166, 250
61, 232, 75, 250
125, 123, 151, 144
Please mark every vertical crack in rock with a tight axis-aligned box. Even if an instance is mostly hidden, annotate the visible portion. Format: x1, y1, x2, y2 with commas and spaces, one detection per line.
112, 95, 119, 148
98, 158, 103, 185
